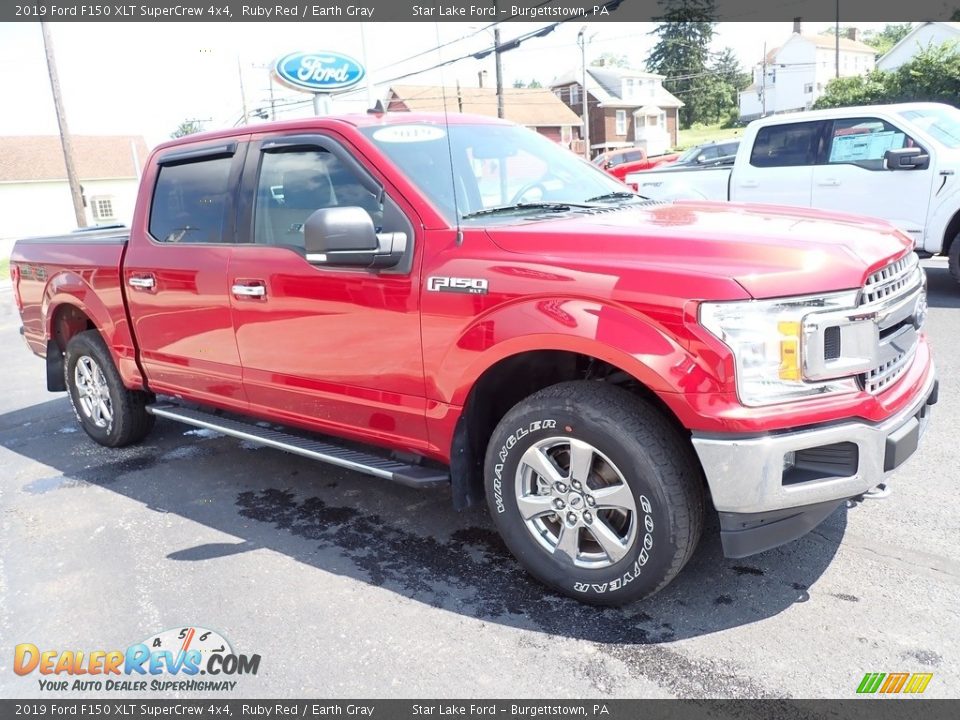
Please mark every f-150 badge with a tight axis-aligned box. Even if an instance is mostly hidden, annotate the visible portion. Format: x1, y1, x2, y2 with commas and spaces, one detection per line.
427, 276, 489, 294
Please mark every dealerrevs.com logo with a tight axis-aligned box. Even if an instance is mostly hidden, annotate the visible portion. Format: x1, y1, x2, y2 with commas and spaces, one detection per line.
14, 626, 260, 692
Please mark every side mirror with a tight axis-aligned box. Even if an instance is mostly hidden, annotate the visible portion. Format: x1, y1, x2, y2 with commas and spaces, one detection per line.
303, 206, 406, 269
696, 154, 708, 164
885, 147, 930, 171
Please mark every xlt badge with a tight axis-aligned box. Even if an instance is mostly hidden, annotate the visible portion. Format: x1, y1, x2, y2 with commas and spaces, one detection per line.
427, 276, 488, 294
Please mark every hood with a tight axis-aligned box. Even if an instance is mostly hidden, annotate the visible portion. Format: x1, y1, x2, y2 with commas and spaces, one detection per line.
484, 201, 913, 299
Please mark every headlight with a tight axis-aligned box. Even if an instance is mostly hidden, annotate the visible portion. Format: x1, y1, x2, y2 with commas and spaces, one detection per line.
699, 291, 860, 407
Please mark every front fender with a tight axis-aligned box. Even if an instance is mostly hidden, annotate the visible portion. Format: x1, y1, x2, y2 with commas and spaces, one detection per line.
430, 296, 724, 408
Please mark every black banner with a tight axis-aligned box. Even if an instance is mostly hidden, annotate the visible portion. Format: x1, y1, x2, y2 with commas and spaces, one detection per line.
2, 0, 959, 23
2, 700, 958, 720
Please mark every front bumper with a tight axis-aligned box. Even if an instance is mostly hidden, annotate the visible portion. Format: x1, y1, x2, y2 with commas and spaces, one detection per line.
691, 368, 937, 557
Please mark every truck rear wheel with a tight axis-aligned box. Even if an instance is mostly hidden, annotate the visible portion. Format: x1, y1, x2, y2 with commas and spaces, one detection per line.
64, 330, 155, 447
484, 381, 705, 606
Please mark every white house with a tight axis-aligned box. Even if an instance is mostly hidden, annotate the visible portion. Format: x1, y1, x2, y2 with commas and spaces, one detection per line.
551, 65, 683, 157
739, 21, 876, 121
877, 22, 960, 71
0, 135, 149, 239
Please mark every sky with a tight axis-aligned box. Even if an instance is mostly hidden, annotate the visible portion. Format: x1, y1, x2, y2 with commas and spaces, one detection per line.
0, 21, 896, 148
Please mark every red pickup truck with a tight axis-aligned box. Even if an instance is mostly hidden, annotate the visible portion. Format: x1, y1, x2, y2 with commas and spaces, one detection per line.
11, 113, 937, 605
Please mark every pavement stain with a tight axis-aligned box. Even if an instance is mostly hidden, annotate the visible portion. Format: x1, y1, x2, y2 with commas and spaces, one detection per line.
234, 487, 781, 699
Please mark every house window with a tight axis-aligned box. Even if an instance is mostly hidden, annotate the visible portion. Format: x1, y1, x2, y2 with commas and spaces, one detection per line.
624, 78, 636, 99
569, 85, 580, 106
615, 110, 627, 135
92, 197, 115, 221
804, 83, 814, 94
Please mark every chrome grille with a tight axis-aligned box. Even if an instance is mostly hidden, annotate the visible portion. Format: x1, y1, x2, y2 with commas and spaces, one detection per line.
862, 253, 919, 305
858, 252, 924, 395
862, 343, 917, 394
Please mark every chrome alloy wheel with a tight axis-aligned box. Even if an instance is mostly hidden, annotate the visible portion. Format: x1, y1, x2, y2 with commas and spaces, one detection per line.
514, 437, 638, 569
74, 356, 113, 428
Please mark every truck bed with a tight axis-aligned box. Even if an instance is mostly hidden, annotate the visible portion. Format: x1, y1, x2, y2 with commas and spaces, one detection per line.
11, 227, 129, 359
627, 166, 732, 202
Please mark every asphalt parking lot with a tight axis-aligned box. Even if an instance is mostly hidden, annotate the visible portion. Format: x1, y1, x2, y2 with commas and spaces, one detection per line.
0, 258, 957, 700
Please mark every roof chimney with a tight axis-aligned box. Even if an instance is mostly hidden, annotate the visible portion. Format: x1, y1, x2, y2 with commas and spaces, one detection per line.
846, 28, 860, 42
478, 70, 487, 88
793, 17, 801, 34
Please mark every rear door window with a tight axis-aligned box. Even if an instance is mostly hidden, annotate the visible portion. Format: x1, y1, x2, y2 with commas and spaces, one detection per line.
749, 121, 826, 168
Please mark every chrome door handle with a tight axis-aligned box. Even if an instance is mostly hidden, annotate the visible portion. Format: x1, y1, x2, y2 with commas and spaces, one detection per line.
232, 284, 266, 297
128, 276, 155, 289
739, 180, 759, 188
817, 178, 840, 187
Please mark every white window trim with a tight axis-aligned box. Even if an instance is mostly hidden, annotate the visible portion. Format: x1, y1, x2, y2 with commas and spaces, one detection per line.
616, 109, 627, 135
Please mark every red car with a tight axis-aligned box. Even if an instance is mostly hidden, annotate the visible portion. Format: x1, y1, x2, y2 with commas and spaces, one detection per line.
11, 113, 936, 605
592, 147, 680, 181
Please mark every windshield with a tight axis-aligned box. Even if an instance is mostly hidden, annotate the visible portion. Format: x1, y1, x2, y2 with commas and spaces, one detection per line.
361, 123, 636, 223
675, 147, 702, 164
898, 105, 960, 149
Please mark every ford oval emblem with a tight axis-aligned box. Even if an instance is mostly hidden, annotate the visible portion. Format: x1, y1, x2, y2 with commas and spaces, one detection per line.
273, 51, 365, 92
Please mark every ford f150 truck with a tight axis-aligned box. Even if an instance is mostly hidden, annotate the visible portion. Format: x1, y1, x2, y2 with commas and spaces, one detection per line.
11, 113, 937, 605
628, 103, 960, 285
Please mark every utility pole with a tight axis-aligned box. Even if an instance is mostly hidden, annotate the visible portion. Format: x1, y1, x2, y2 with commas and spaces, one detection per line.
835, 0, 840, 79
578, 26, 590, 160
494, 28, 505, 119
761, 41, 767, 117
40, 22, 86, 229
237, 56, 249, 124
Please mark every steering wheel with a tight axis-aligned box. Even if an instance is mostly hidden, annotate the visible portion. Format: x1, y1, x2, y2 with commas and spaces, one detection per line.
509, 181, 549, 204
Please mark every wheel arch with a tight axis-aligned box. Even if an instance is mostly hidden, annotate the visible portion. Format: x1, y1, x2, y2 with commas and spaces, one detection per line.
448, 345, 697, 512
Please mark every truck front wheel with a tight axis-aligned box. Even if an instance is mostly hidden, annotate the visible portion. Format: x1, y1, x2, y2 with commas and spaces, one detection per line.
950, 233, 960, 285
484, 381, 704, 605
64, 330, 155, 447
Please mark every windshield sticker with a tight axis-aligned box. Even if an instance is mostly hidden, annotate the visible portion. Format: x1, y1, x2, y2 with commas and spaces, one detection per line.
372, 125, 447, 143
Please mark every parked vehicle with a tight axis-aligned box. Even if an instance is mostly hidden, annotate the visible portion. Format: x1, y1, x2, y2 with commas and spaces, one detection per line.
658, 139, 740, 170
10, 113, 936, 605
593, 146, 680, 181
627, 103, 960, 284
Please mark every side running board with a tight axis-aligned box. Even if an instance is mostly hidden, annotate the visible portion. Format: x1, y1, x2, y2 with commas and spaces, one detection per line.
146, 403, 449, 489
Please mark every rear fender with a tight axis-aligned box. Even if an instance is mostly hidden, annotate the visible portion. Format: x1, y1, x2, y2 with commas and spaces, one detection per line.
42, 270, 143, 389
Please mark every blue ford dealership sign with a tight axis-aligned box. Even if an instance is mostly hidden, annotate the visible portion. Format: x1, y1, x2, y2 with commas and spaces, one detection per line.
273, 51, 366, 92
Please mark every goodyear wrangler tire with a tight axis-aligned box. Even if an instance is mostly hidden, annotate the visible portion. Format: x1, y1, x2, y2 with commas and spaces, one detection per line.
484, 381, 704, 605
65, 330, 155, 448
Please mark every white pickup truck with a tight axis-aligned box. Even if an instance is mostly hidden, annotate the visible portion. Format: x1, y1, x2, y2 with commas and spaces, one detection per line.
627, 102, 960, 284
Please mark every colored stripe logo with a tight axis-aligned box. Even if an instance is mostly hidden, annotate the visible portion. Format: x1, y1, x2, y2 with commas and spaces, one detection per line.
857, 672, 933, 694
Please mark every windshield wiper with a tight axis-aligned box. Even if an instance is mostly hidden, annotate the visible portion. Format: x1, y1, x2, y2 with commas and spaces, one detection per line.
584, 191, 644, 203
461, 201, 597, 219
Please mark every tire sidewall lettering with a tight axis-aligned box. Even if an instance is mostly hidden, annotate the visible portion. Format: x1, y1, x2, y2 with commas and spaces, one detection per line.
493, 419, 557, 514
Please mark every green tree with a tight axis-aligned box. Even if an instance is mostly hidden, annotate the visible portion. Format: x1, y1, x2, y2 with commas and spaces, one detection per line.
863, 23, 912, 56
646, 1, 719, 128
171, 120, 202, 138
813, 41, 960, 110
512, 79, 527, 88
527, 79, 542, 89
